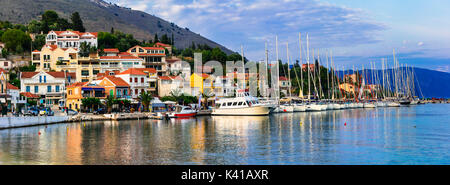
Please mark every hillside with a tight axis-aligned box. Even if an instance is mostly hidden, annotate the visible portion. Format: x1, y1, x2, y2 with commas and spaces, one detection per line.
0, 0, 234, 54
336, 68, 450, 98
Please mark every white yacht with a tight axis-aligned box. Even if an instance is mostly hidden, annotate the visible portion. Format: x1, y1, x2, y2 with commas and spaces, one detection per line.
306, 102, 322, 111
294, 104, 307, 112
212, 91, 270, 116
387, 101, 400, 107
363, 101, 377, 108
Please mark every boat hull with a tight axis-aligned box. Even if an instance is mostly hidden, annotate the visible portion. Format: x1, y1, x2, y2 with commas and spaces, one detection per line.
168, 112, 197, 118
212, 106, 270, 116
293, 105, 306, 112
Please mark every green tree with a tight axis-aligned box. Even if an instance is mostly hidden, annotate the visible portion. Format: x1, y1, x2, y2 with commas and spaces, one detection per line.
153, 33, 159, 43
1, 29, 31, 53
19, 62, 36, 72
27, 20, 41, 33
41, 10, 59, 25
211, 47, 227, 63
160, 34, 170, 44
139, 91, 153, 112
32, 34, 46, 51
104, 96, 115, 113
70, 12, 85, 32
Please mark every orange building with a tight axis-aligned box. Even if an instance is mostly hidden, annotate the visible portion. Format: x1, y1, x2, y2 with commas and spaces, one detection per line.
98, 76, 131, 99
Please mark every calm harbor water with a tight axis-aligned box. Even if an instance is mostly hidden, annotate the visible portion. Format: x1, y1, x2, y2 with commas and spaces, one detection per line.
0, 104, 449, 165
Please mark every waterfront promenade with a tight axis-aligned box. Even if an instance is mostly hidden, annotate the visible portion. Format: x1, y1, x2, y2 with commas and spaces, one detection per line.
0, 112, 154, 130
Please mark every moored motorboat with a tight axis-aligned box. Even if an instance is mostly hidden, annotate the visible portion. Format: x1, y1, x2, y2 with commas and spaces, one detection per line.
212, 90, 270, 116
168, 106, 197, 118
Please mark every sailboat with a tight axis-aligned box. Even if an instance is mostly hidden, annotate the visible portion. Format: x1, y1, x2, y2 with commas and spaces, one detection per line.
272, 36, 294, 113
304, 34, 322, 112
293, 32, 306, 112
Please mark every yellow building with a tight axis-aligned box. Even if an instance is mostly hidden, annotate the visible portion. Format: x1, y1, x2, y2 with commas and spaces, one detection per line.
32, 45, 78, 72
339, 83, 356, 94
66, 82, 106, 110
190, 73, 213, 96
31, 44, 101, 83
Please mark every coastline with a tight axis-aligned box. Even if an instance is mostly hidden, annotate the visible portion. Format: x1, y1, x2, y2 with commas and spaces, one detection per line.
0, 112, 156, 130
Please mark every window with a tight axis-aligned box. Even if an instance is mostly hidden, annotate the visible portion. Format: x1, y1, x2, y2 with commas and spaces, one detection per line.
4, 62, 8, 66
130, 78, 132, 83
227, 102, 232, 106
56, 86, 60, 92
238, 102, 243, 106
39, 76, 42, 83
44, 76, 46, 83
232, 102, 237, 106
26, 86, 30, 92
131, 48, 136, 52
81, 70, 89, 76
47, 86, 52, 92
34, 86, 39, 93
141, 78, 144, 83
135, 89, 138, 95
139, 48, 144, 52
69, 90, 72, 95
135, 78, 138, 83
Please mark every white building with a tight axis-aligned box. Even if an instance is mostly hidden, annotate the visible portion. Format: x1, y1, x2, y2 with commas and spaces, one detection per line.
158, 76, 184, 97
0, 58, 12, 70
99, 49, 145, 73
20, 71, 76, 106
46, 30, 98, 49
166, 58, 190, 75
213, 76, 235, 97
116, 68, 150, 99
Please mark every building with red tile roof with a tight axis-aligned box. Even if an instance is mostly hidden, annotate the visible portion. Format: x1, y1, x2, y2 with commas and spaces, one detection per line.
46, 30, 98, 49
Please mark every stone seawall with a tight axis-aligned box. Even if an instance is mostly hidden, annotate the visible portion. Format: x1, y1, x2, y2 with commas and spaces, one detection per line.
0, 113, 156, 129
0, 116, 70, 129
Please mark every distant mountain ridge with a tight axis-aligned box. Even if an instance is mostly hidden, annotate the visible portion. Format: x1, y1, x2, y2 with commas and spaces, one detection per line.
0, 0, 234, 54
336, 67, 450, 98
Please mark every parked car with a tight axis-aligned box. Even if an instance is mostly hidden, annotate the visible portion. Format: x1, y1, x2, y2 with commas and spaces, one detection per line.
39, 107, 54, 116
67, 109, 78, 116
93, 108, 106, 115
27, 107, 39, 116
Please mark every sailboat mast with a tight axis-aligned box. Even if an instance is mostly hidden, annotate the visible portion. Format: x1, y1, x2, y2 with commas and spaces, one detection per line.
275, 36, 280, 104
241, 45, 245, 91
299, 33, 303, 98
265, 42, 269, 97
306, 34, 311, 103
286, 42, 292, 98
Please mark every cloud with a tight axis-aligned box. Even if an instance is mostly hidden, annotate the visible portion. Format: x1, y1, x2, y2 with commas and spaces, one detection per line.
417, 42, 424, 46
105, 0, 386, 60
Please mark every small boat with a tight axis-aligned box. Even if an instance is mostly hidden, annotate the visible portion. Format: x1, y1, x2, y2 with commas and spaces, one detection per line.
168, 106, 197, 118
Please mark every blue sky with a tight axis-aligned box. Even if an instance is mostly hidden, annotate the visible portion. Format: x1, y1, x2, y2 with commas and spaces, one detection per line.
106, 0, 450, 72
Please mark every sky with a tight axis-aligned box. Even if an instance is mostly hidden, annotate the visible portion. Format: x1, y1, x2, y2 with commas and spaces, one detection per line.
106, 0, 450, 72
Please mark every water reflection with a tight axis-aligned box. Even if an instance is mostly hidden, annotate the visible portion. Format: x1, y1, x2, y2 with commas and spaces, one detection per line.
0, 104, 449, 165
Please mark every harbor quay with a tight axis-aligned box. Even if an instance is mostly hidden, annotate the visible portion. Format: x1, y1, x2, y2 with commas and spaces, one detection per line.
0, 112, 155, 129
